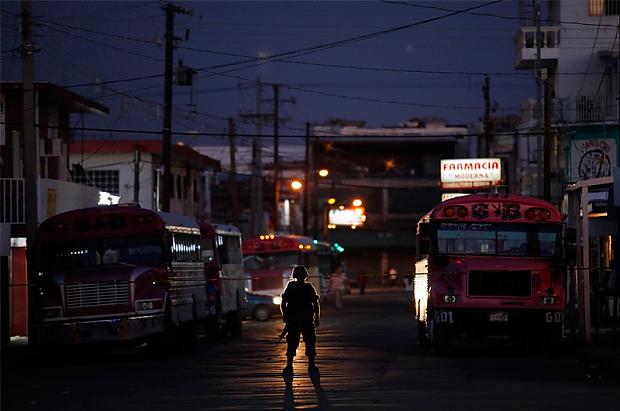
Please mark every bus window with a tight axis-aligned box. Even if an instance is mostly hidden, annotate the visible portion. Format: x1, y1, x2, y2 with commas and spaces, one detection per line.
216, 234, 242, 265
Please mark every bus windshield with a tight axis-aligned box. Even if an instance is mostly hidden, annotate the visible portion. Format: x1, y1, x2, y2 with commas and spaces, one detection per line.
436, 223, 559, 257
243, 252, 299, 270
41, 235, 164, 272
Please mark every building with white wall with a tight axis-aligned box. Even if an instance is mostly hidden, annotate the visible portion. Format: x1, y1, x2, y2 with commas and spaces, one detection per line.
514, 0, 619, 199
69, 140, 220, 220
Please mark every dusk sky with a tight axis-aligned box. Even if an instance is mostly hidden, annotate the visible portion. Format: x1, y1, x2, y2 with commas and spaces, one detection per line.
1, 1, 536, 152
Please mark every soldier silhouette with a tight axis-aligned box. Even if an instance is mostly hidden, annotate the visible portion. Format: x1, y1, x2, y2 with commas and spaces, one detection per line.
280, 265, 320, 373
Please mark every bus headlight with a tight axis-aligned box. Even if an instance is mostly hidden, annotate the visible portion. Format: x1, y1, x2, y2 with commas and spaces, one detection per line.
135, 299, 163, 313
444, 295, 460, 304
272, 296, 282, 305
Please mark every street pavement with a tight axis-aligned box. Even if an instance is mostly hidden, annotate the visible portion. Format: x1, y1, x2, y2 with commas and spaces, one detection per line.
3, 287, 620, 410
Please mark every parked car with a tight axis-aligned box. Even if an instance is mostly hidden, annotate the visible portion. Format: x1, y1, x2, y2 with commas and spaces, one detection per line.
243, 292, 282, 321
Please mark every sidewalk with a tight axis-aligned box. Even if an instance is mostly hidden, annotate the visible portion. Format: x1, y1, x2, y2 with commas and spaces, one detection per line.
569, 329, 620, 373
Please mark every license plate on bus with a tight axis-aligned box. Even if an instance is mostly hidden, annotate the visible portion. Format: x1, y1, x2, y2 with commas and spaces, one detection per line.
490, 311, 508, 322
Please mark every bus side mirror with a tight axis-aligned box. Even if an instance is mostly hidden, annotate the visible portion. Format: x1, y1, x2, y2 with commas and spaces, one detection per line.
417, 222, 431, 255
418, 239, 430, 256
418, 222, 430, 238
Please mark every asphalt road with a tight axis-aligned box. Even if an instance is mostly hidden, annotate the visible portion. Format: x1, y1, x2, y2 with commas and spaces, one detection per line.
3, 287, 620, 410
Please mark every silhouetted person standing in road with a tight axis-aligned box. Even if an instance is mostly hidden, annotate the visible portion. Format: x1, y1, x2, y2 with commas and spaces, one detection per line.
281, 265, 320, 373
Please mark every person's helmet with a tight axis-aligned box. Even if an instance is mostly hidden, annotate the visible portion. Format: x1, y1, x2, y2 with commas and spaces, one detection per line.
292, 265, 309, 280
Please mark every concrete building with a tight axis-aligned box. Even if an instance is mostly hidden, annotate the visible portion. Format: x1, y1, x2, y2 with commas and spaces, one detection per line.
69, 140, 220, 221
514, 0, 619, 201
312, 118, 471, 279
0, 82, 109, 340
514, 0, 619, 342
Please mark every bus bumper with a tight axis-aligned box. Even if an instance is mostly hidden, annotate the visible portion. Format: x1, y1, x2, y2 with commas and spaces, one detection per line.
432, 308, 563, 339
32, 314, 166, 346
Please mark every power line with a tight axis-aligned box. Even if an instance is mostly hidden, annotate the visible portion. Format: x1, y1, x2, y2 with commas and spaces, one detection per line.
32, 0, 518, 92
1, 121, 582, 140
381, 0, 619, 29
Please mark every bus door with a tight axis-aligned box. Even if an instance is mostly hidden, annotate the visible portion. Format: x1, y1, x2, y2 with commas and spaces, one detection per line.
216, 233, 244, 313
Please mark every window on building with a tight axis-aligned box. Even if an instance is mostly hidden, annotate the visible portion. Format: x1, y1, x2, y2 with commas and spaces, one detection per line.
590, 0, 620, 15
71, 169, 120, 195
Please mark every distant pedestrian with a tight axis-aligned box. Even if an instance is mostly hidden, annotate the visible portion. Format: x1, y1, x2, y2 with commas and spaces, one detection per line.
356, 271, 368, 295
281, 265, 321, 373
329, 266, 346, 310
404, 271, 414, 311
389, 267, 398, 287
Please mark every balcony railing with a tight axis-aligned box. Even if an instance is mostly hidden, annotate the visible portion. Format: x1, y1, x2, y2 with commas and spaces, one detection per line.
521, 95, 619, 126
556, 95, 619, 124
0, 178, 25, 224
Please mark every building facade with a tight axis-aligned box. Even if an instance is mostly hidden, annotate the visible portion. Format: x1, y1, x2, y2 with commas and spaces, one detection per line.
69, 140, 220, 221
312, 118, 472, 279
514, 0, 619, 342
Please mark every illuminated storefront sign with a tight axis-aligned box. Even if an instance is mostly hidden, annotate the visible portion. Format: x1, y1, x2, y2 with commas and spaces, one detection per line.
441, 192, 469, 202
328, 207, 366, 226
440, 158, 502, 189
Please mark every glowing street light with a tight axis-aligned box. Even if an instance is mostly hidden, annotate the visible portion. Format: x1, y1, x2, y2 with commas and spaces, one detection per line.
291, 180, 303, 190
352, 198, 363, 207
318, 169, 329, 177
328, 197, 336, 205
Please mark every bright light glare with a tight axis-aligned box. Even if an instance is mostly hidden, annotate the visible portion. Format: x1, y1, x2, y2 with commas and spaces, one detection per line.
318, 169, 329, 177
352, 199, 363, 207
328, 197, 336, 205
291, 180, 303, 190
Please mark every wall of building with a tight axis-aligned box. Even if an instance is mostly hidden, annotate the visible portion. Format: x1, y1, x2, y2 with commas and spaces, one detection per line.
38, 178, 101, 222
68, 152, 155, 208
557, 1, 619, 98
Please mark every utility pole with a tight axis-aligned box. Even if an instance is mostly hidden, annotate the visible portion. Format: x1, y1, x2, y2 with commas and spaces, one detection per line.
161, 2, 191, 212
21, 0, 39, 341
240, 80, 267, 236
312, 127, 319, 239
482, 75, 492, 158
543, 78, 552, 202
263, 84, 294, 233
534, 0, 544, 198
303, 122, 310, 236
273, 84, 280, 232
133, 146, 141, 203
228, 118, 239, 227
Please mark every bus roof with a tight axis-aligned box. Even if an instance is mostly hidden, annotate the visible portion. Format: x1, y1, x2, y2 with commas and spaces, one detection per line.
38, 206, 200, 240
199, 222, 241, 237
425, 192, 562, 224
243, 234, 315, 254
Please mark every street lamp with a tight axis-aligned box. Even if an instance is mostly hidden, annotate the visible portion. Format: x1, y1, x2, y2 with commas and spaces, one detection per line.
328, 197, 336, 205
318, 169, 329, 178
352, 198, 363, 207
291, 179, 303, 191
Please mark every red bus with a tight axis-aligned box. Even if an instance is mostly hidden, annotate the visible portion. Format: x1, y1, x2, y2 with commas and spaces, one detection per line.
242, 235, 320, 297
415, 192, 565, 351
200, 223, 246, 336
32, 205, 208, 346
